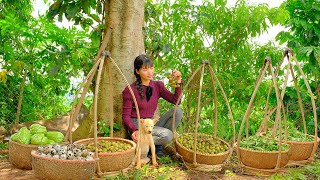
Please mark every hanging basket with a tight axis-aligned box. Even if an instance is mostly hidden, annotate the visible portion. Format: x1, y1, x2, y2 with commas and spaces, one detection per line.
175, 133, 230, 165
236, 57, 290, 173
9, 140, 38, 169
9, 139, 68, 170
288, 136, 320, 161
239, 147, 290, 169
74, 137, 136, 173
172, 61, 236, 167
31, 150, 96, 180
276, 49, 318, 163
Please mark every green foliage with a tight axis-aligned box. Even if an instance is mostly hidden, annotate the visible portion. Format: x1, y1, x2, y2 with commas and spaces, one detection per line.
240, 136, 290, 151
276, 0, 320, 135
270, 160, 320, 180
266, 127, 315, 142
145, 0, 289, 141
47, 0, 103, 47
0, 142, 8, 159
98, 121, 121, 137
0, 1, 96, 124
0, 142, 8, 150
105, 164, 186, 180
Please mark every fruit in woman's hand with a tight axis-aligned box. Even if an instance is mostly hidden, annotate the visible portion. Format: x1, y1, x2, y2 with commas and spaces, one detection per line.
167, 74, 180, 88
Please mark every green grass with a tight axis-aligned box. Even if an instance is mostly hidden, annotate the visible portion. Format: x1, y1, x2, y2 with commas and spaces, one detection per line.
0, 142, 8, 149
105, 156, 186, 180
269, 160, 320, 180
0, 142, 8, 159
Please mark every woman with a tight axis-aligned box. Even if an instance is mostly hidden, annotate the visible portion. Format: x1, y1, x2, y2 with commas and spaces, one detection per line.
122, 54, 183, 157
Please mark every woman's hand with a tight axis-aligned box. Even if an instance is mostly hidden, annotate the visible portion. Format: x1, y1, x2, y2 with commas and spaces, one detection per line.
171, 69, 182, 83
132, 130, 139, 142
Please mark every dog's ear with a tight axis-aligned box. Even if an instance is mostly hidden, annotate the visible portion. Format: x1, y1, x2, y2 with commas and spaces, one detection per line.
153, 119, 159, 125
139, 119, 144, 124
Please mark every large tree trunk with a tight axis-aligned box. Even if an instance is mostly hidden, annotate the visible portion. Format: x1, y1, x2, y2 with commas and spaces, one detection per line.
72, 0, 145, 141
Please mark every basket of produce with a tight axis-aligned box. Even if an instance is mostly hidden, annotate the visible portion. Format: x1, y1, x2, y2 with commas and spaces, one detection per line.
31, 143, 96, 180
9, 124, 66, 169
239, 136, 290, 169
266, 129, 320, 161
288, 135, 319, 161
74, 137, 136, 172
176, 133, 230, 165
170, 62, 236, 167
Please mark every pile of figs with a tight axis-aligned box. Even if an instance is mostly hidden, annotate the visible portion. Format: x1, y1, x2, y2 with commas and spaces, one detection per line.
85, 140, 132, 153
177, 133, 229, 154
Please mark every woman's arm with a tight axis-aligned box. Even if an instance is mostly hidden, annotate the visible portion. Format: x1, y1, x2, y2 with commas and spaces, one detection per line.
158, 81, 183, 105
122, 87, 138, 132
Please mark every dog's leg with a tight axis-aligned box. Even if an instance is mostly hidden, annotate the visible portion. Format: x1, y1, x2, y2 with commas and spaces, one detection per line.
150, 139, 158, 166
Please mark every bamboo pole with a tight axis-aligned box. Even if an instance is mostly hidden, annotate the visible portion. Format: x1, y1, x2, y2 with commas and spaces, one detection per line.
65, 57, 103, 142
66, 27, 113, 143
172, 65, 204, 138
268, 61, 283, 169
208, 66, 218, 138
108, 58, 114, 137
291, 53, 318, 160
208, 65, 236, 142
15, 69, 27, 124
192, 64, 205, 166
236, 59, 269, 161
107, 54, 142, 167
94, 56, 105, 174
288, 59, 307, 133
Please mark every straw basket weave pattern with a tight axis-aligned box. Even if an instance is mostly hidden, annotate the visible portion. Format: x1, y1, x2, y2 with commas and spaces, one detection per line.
31, 150, 96, 180
288, 136, 319, 161
175, 134, 230, 165
9, 140, 38, 169
239, 147, 290, 169
74, 137, 136, 173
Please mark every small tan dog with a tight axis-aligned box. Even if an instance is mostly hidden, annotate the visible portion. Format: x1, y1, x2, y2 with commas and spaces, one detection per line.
136, 118, 159, 168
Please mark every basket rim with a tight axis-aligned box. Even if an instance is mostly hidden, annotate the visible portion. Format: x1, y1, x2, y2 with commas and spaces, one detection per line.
175, 133, 231, 157
238, 146, 290, 154
9, 139, 69, 147
31, 150, 96, 164
9, 140, 39, 147
287, 135, 320, 144
74, 137, 136, 156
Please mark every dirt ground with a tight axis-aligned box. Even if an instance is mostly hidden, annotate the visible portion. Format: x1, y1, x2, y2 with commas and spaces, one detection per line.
2, 142, 319, 179
0, 148, 266, 180
3, 145, 320, 180
0, 159, 264, 180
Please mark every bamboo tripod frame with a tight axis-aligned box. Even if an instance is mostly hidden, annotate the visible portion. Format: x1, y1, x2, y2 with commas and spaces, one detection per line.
172, 61, 236, 166
237, 48, 319, 174
64, 28, 142, 175
236, 57, 285, 172
256, 49, 318, 162
276, 49, 317, 161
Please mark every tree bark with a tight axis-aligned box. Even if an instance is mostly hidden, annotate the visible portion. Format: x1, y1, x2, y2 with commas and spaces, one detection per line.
72, 0, 145, 141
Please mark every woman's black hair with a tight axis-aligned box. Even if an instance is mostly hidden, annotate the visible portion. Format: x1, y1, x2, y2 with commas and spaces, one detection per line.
134, 54, 153, 100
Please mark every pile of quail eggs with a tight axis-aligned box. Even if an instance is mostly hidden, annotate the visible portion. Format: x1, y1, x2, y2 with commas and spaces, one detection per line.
36, 144, 95, 161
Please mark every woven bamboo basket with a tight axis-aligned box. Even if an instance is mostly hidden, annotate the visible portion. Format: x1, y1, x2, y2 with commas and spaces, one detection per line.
9, 140, 38, 169
175, 134, 230, 165
288, 136, 320, 161
31, 150, 96, 180
239, 147, 290, 169
74, 137, 136, 172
